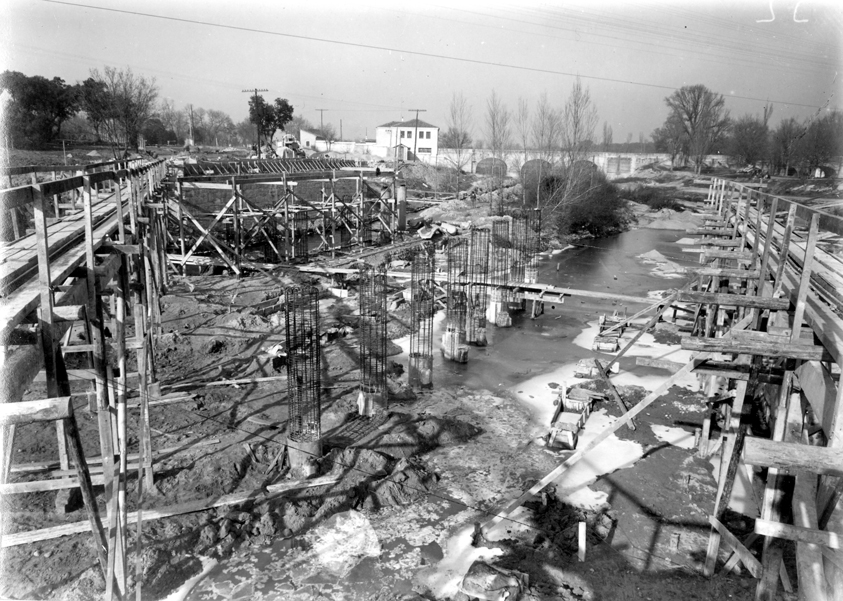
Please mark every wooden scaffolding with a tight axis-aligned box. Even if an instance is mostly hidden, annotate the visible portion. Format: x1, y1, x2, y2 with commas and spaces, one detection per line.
1, 157, 169, 598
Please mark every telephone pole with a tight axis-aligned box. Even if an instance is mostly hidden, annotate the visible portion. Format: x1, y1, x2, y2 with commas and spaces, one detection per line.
408, 109, 426, 161
242, 88, 268, 159
316, 109, 328, 151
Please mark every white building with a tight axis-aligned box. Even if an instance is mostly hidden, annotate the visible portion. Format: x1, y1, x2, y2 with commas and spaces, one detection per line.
374, 119, 439, 163
299, 129, 322, 151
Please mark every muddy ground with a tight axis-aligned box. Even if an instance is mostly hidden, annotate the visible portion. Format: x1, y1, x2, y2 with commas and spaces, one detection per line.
0, 164, 799, 600
1, 261, 766, 601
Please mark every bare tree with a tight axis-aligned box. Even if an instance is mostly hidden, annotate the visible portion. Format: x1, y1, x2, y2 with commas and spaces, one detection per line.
532, 92, 560, 164
206, 109, 234, 147
485, 90, 511, 165
729, 109, 771, 168
664, 84, 730, 174
441, 92, 474, 189
625, 133, 633, 152
652, 112, 687, 169
515, 97, 530, 164
560, 77, 598, 167
89, 66, 158, 156
601, 121, 613, 153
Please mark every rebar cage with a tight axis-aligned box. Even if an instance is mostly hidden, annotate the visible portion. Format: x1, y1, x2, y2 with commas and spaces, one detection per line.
359, 263, 388, 402
409, 242, 435, 388
285, 286, 322, 442
445, 238, 469, 334
467, 228, 490, 344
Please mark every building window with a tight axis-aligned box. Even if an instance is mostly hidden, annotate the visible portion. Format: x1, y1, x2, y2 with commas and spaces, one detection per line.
306, 141, 310, 147
418, 147, 431, 154
407, 131, 412, 139
426, 131, 431, 139
400, 131, 405, 138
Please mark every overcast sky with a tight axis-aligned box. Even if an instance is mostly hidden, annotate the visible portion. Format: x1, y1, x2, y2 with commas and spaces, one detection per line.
2, 0, 841, 143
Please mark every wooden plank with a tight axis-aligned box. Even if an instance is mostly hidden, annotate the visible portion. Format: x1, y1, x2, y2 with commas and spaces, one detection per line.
681, 337, 832, 362
683, 267, 760, 279
743, 437, 843, 478
594, 359, 635, 430
676, 291, 789, 310
0, 397, 72, 426
1, 475, 342, 547
791, 470, 828, 601
754, 518, 841, 549
635, 357, 683, 373
708, 516, 762, 578
702, 250, 753, 261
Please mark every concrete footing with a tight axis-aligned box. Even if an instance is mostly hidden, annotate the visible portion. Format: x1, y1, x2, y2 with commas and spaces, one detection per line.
409, 353, 433, 389
357, 389, 387, 417
441, 326, 469, 363
486, 288, 512, 327
287, 437, 322, 479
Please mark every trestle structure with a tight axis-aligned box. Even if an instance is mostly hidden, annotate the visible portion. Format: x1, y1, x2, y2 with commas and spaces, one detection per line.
442, 238, 470, 363
170, 167, 402, 272
466, 228, 490, 345
409, 242, 436, 388
358, 264, 388, 416
678, 177, 843, 601
0, 157, 169, 599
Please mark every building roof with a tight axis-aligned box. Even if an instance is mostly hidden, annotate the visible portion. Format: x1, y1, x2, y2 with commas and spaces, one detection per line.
377, 119, 438, 129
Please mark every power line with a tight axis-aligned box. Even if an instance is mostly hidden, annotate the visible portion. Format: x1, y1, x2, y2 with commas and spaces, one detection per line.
40, 0, 828, 109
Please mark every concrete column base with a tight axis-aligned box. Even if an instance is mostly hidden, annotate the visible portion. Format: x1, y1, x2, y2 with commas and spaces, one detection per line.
357, 389, 387, 417
287, 437, 322, 479
408, 353, 433, 389
441, 327, 469, 363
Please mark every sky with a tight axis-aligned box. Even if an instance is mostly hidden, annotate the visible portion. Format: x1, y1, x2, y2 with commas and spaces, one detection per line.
1, 0, 841, 144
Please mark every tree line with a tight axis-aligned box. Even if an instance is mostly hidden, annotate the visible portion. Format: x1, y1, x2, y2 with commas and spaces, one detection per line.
0, 68, 315, 157
651, 84, 842, 176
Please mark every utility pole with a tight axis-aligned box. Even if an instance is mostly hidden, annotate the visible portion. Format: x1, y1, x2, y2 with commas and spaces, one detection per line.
243, 88, 268, 159
316, 109, 328, 151
408, 109, 426, 161
340, 119, 342, 142
188, 104, 194, 147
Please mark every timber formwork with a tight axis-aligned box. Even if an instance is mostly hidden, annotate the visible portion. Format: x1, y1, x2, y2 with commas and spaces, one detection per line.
681, 178, 843, 601
0, 157, 169, 599
170, 165, 404, 272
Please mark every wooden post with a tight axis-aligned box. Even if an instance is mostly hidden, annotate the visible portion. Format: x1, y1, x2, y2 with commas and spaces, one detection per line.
64, 408, 109, 576
33, 185, 71, 472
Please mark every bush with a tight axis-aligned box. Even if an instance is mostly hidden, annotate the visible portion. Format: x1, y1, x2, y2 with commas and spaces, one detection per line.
627, 185, 684, 211
541, 168, 629, 238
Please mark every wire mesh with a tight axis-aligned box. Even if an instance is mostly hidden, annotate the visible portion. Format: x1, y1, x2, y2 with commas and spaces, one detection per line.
409, 242, 435, 388
285, 286, 322, 442
467, 228, 490, 345
359, 263, 388, 405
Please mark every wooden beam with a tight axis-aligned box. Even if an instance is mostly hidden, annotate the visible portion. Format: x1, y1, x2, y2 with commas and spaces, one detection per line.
681, 337, 832, 362
1, 475, 342, 547
743, 437, 843, 478
602, 291, 679, 374
676, 291, 789, 310
791, 470, 828, 601
683, 268, 760, 279
0, 397, 72, 426
755, 518, 841, 549
708, 516, 762, 578
594, 359, 635, 430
